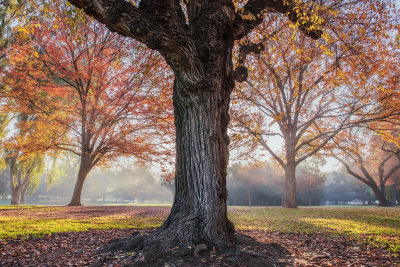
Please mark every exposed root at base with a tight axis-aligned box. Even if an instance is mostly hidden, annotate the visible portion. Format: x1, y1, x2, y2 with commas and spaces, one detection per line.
98, 231, 291, 266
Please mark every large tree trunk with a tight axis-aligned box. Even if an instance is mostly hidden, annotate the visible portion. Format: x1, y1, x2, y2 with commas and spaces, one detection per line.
147, 70, 235, 250
141, 2, 237, 252
68, 157, 91, 206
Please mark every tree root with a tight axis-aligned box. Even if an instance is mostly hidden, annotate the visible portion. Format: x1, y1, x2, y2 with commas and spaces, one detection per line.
98, 230, 291, 266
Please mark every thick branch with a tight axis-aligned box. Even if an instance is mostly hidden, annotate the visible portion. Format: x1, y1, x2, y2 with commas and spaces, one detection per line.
332, 155, 371, 186
67, 0, 193, 73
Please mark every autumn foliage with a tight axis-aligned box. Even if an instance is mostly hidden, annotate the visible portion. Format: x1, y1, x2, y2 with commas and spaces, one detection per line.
230, 1, 400, 208
2, 1, 174, 205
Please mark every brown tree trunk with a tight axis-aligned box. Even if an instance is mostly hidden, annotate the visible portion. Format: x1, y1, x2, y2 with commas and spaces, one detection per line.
284, 150, 297, 208
370, 183, 390, 207
147, 71, 235, 250
247, 186, 252, 207
140, 2, 238, 252
68, 157, 91, 206
284, 166, 297, 208
20, 186, 27, 204
11, 186, 21, 205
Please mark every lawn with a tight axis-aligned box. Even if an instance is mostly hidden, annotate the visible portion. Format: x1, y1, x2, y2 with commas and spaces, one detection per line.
229, 206, 400, 256
0, 205, 399, 256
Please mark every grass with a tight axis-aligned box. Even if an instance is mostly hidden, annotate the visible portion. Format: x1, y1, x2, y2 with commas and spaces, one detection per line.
0, 206, 165, 240
0, 205, 46, 210
228, 206, 400, 255
0, 205, 399, 256
0, 216, 164, 240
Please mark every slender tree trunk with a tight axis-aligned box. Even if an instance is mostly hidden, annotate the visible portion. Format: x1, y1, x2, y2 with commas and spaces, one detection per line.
390, 185, 396, 205
247, 186, 252, 207
20, 185, 27, 204
9, 160, 21, 205
68, 157, 91, 206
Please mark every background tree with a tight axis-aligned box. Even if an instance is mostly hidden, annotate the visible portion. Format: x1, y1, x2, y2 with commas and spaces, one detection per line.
0, 170, 8, 199
296, 165, 325, 206
104, 168, 173, 204
30, 152, 79, 204
3, 1, 174, 206
332, 130, 400, 206
227, 161, 325, 206
3, 113, 50, 205
0, 113, 10, 199
228, 162, 272, 206
230, 2, 399, 208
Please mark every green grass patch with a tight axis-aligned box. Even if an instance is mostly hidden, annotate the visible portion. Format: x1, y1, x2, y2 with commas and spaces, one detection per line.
0, 205, 46, 210
0, 215, 164, 240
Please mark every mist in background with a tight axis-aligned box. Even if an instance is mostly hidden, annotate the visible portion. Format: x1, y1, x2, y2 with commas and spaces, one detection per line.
0, 166, 174, 205
2, 159, 398, 206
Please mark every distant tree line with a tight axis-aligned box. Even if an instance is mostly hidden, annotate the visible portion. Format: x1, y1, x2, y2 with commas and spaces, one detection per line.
1, 158, 399, 206
12, 166, 174, 205
226, 163, 399, 206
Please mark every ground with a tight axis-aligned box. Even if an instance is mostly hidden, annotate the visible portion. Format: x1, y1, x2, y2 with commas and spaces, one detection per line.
0, 206, 399, 266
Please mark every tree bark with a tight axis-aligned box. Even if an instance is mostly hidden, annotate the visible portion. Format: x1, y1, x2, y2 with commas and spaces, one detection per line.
68, 157, 92, 206
132, 1, 238, 252
284, 145, 297, 208
284, 165, 297, 208
370, 183, 391, 207
11, 186, 21, 205
147, 65, 235, 249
